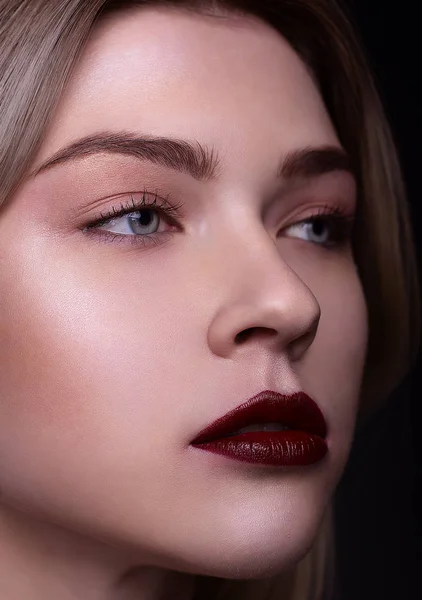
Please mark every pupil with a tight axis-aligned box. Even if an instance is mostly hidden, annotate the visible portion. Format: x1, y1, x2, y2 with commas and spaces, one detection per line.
138, 210, 153, 226
313, 221, 326, 237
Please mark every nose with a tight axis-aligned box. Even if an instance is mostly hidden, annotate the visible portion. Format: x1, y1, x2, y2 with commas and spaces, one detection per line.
207, 232, 321, 362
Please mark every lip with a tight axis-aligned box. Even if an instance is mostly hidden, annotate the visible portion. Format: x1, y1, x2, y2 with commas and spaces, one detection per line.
190, 390, 328, 467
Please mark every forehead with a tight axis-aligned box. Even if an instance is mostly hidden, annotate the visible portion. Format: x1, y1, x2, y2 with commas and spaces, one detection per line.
36, 6, 339, 168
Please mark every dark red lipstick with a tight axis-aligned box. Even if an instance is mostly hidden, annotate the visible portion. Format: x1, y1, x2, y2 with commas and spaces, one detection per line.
191, 390, 328, 467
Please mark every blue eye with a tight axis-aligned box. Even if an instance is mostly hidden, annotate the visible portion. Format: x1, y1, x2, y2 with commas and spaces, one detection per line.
82, 190, 185, 247
98, 208, 161, 236
283, 206, 355, 248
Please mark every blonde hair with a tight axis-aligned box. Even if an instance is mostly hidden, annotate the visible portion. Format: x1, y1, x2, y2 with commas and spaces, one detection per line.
1, 1, 420, 599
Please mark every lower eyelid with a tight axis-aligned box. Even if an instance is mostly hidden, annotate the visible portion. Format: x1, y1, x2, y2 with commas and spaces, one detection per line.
82, 227, 176, 248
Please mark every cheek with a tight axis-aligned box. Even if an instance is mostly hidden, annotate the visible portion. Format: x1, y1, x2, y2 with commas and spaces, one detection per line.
0, 232, 210, 477
300, 259, 368, 476
0, 238, 167, 458
0, 248, 168, 427
0, 239, 194, 535
321, 268, 368, 396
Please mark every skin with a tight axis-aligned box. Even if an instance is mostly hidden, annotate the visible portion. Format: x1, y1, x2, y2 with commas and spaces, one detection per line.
0, 6, 368, 600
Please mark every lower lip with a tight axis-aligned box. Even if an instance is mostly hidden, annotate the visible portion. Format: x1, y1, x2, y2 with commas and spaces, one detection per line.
191, 430, 328, 466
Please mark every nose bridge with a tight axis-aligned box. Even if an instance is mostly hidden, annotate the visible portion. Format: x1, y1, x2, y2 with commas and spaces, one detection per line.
206, 225, 321, 359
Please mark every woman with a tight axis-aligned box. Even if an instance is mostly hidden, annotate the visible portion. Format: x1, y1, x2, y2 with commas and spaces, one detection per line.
0, 1, 419, 599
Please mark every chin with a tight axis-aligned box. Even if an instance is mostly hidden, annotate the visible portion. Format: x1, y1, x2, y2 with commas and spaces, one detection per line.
196, 548, 312, 581
158, 515, 323, 581
169, 541, 314, 581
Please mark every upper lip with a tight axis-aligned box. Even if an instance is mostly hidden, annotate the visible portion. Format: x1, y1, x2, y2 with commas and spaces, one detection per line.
191, 390, 327, 444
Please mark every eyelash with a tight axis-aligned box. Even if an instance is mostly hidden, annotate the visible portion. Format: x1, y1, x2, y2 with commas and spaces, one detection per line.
291, 205, 355, 248
82, 190, 355, 249
82, 190, 185, 247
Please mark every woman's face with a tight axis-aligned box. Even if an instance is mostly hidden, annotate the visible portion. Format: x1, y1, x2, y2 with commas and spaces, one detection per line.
0, 6, 367, 579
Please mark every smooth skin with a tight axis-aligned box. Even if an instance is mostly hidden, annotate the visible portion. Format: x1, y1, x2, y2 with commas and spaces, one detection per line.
0, 6, 367, 600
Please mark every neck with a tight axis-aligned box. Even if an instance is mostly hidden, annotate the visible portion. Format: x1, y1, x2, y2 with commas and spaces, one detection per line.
0, 503, 195, 600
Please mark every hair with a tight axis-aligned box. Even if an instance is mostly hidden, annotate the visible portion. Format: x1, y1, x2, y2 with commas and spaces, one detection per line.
0, 0, 420, 599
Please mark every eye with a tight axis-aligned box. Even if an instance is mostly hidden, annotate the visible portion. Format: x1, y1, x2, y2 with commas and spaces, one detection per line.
282, 206, 355, 248
98, 207, 162, 236
82, 191, 185, 247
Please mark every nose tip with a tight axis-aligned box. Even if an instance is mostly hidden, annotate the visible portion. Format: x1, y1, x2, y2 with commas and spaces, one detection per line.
207, 291, 321, 360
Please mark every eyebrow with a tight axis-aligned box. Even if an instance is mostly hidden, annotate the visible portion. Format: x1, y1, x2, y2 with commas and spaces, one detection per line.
30, 131, 354, 182
279, 145, 354, 179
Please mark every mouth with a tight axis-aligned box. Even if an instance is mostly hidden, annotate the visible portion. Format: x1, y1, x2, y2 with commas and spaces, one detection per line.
190, 390, 328, 467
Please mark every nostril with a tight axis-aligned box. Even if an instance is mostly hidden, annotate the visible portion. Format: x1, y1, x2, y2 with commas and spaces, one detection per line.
235, 327, 276, 345
235, 329, 252, 344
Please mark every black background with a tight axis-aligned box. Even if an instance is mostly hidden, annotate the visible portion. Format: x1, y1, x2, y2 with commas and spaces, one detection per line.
334, 2, 421, 599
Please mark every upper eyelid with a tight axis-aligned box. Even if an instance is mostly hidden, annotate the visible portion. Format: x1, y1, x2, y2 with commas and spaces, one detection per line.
85, 191, 185, 227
